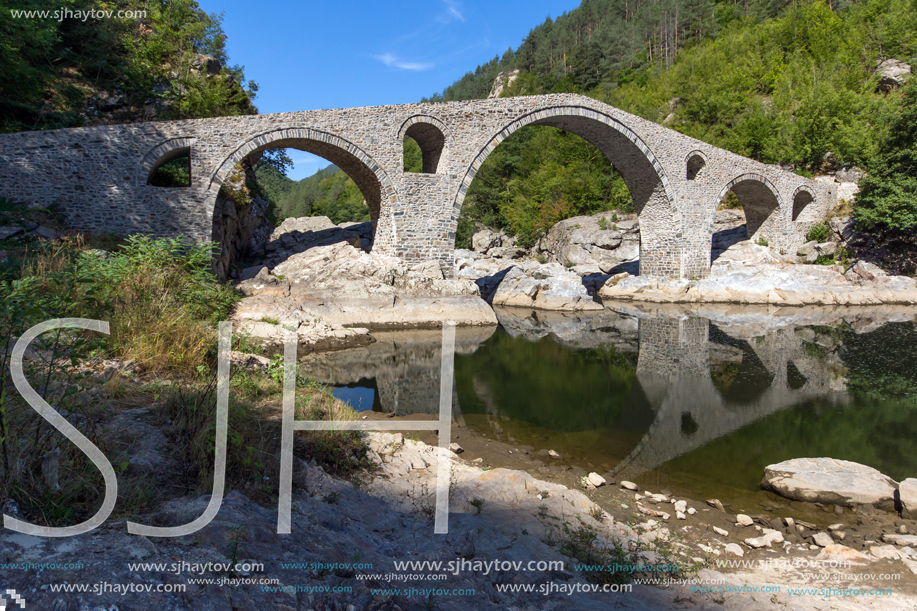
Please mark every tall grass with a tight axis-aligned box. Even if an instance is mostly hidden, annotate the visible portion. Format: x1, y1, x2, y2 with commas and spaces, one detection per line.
0, 234, 239, 526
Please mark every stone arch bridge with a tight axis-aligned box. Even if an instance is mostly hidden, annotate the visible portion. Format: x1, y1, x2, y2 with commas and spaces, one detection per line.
0, 94, 834, 279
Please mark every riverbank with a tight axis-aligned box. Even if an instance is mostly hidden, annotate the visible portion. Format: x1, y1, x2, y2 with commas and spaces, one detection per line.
230, 214, 917, 350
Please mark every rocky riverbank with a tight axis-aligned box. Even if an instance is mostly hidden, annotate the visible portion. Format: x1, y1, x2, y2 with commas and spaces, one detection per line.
7, 408, 917, 610
230, 211, 917, 350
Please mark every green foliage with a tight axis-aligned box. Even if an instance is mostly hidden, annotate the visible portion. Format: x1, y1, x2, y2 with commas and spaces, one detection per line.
0, 0, 256, 133
149, 156, 191, 187
855, 80, 917, 230
428, 0, 917, 237
256, 162, 370, 224
458, 126, 632, 247
805, 222, 831, 242
403, 137, 423, 173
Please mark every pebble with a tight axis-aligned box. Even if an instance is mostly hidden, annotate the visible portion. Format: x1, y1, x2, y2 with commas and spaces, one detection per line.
621, 481, 639, 491
736, 514, 754, 527
724, 543, 745, 557
713, 526, 729, 537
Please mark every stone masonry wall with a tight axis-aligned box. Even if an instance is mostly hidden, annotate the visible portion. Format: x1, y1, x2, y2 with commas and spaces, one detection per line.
0, 94, 836, 279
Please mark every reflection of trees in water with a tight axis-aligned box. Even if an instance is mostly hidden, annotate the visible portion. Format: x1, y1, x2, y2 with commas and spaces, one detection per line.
454, 331, 638, 434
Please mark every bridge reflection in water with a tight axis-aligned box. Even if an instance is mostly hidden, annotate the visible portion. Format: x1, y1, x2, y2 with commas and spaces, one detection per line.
299, 305, 917, 497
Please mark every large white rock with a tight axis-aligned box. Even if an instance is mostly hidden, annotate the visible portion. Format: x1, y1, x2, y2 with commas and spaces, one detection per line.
761, 458, 898, 509
899, 478, 917, 519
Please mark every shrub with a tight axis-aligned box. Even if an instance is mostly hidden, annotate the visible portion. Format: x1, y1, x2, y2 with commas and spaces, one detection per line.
805, 222, 831, 243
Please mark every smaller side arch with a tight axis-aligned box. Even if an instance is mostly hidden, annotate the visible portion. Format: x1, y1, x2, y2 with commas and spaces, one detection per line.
140, 138, 195, 186
717, 173, 784, 242
792, 186, 815, 221
398, 115, 450, 174
685, 150, 707, 180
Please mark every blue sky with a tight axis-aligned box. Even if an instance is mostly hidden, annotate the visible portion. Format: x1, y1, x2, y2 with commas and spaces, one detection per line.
197, 0, 582, 179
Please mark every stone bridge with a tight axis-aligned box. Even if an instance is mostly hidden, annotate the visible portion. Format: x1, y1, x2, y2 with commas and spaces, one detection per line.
0, 94, 834, 278
611, 315, 848, 481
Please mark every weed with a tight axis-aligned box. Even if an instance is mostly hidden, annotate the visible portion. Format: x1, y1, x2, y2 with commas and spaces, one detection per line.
226, 524, 247, 570
588, 506, 606, 521
469, 497, 485, 515
597, 217, 610, 230
805, 222, 831, 243
756, 236, 769, 247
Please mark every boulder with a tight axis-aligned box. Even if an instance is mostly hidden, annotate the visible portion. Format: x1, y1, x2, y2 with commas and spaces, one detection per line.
472, 229, 501, 254
761, 458, 898, 509
876, 58, 911, 92
542, 211, 639, 272
829, 216, 856, 243
797, 241, 818, 257
815, 242, 836, 257
899, 478, 917, 519
812, 532, 834, 547
883, 534, 917, 546
0, 226, 22, 240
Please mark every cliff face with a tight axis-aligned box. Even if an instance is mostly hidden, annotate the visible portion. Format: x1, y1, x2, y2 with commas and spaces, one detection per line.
211, 158, 272, 280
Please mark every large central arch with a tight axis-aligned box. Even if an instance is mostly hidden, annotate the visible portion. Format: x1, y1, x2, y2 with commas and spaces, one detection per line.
451, 106, 681, 277
206, 127, 400, 254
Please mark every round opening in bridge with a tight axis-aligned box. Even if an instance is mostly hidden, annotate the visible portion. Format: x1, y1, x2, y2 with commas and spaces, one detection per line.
403, 122, 445, 174
686, 154, 706, 180
681, 412, 699, 436
148, 147, 191, 187
792, 189, 814, 221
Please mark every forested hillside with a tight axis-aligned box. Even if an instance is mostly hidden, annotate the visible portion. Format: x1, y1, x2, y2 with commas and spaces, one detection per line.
255, 163, 370, 224
425, 0, 917, 248
0, 0, 257, 133
273, 0, 914, 250
259, 138, 424, 225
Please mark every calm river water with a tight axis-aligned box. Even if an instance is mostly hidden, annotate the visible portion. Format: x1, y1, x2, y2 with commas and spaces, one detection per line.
302, 304, 917, 511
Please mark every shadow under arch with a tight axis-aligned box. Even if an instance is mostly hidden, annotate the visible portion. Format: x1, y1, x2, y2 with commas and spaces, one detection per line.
206, 127, 399, 253
716, 174, 784, 245
451, 106, 681, 277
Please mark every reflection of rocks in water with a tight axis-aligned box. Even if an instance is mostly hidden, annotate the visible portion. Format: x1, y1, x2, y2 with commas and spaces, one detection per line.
300, 327, 495, 415
493, 306, 639, 353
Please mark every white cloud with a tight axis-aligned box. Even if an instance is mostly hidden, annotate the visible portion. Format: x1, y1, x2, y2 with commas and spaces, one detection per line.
374, 53, 433, 71
443, 0, 465, 22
